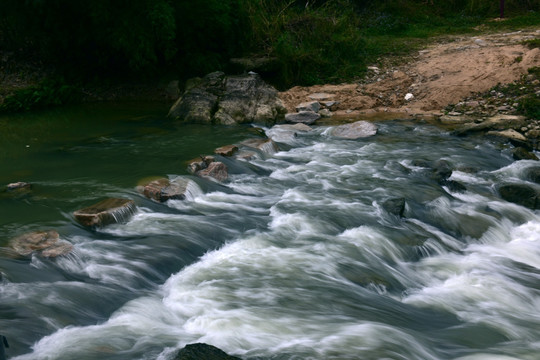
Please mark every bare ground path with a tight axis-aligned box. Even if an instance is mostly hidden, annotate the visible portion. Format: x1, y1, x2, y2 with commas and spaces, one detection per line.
279, 28, 540, 120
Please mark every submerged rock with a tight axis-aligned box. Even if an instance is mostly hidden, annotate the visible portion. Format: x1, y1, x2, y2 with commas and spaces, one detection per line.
382, 198, 406, 217
10, 230, 73, 258
74, 198, 136, 227
498, 184, 540, 209
330, 121, 377, 139
173, 343, 240, 360
138, 177, 196, 202
512, 147, 539, 161
6, 182, 32, 192
430, 159, 453, 183
168, 71, 286, 125
525, 167, 540, 184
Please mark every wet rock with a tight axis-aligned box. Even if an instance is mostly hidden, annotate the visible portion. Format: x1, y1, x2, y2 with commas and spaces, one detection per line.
197, 162, 228, 182
296, 101, 321, 113
187, 156, 215, 174
442, 180, 467, 193
498, 184, 540, 209
138, 177, 196, 202
271, 123, 313, 132
285, 111, 321, 125
512, 147, 539, 161
525, 167, 540, 184
382, 198, 406, 217
453, 115, 527, 136
173, 343, 240, 360
330, 121, 377, 139
168, 71, 286, 125
240, 138, 280, 155
431, 160, 453, 183
10, 230, 73, 258
214, 144, 239, 157
74, 198, 137, 227
487, 129, 530, 148
6, 182, 32, 192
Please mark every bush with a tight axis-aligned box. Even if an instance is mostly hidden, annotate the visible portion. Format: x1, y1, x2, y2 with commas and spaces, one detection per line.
0, 79, 80, 113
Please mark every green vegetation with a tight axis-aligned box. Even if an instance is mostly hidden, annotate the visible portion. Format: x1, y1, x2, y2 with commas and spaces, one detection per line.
0, 79, 80, 113
1, 0, 540, 111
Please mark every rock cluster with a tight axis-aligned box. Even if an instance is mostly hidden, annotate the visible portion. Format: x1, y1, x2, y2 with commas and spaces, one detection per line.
284, 95, 338, 125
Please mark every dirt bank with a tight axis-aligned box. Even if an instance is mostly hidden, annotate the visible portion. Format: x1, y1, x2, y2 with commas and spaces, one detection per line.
279, 28, 540, 119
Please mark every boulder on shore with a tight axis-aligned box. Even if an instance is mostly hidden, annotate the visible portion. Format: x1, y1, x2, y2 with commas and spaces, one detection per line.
330, 121, 377, 139
168, 71, 286, 125
10, 230, 73, 258
74, 198, 136, 227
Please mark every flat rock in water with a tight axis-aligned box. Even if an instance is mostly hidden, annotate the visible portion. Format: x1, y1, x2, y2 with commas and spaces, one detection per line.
10, 230, 73, 257
330, 121, 377, 139
240, 138, 279, 155
197, 162, 228, 182
285, 111, 321, 125
498, 184, 540, 209
139, 177, 195, 202
74, 198, 136, 227
173, 343, 240, 360
214, 144, 238, 157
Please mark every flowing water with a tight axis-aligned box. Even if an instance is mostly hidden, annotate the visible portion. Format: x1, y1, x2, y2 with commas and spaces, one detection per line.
1, 104, 539, 360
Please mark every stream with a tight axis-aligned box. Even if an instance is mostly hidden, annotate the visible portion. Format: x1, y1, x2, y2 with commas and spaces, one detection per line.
1, 103, 539, 360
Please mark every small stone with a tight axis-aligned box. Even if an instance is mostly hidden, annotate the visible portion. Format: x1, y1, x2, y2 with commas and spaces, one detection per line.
308, 93, 334, 101
295, 101, 321, 113
404, 93, 414, 101
319, 108, 332, 117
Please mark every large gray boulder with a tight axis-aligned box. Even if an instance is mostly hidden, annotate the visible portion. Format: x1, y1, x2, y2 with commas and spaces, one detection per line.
168, 71, 286, 125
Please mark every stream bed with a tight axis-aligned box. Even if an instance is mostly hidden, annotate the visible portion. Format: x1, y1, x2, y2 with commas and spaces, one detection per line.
1, 104, 539, 360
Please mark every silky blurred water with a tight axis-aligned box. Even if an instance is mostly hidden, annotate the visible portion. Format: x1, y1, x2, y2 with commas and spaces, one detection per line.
1, 105, 539, 360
